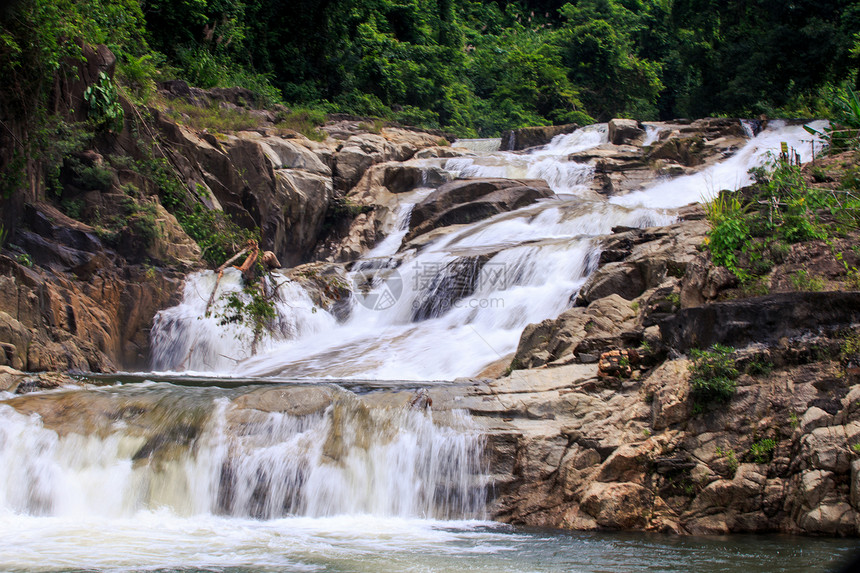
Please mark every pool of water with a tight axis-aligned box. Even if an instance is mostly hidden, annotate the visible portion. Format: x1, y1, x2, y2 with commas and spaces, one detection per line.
0, 513, 856, 573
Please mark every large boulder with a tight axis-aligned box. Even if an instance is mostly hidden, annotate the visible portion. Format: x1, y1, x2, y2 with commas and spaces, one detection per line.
680, 117, 747, 138
580, 482, 652, 528
0, 210, 185, 372
648, 136, 706, 167
317, 161, 452, 262
154, 120, 335, 266
406, 178, 554, 240
660, 292, 860, 352
252, 134, 332, 176
333, 129, 442, 190
512, 294, 638, 369
608, 119, 645, 145
273, 169, 333, 267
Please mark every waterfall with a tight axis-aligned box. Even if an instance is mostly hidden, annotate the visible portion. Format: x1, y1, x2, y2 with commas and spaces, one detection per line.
0, 384, 485, 520
151, 121, 824, 380
150, 269, 337, 372
612, 120, 826, 209
444, 124, 607, 194
642, 123, 664, 146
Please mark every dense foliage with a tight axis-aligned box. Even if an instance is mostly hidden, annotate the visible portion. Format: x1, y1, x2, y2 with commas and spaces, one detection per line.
1, 0, 860, 136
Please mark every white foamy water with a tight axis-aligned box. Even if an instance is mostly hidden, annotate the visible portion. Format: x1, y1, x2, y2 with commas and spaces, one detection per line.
150, 121, 824, 380
364, 187, 435, 258
612, 120, 827, 209
445, 124, 607, 195
150, 269, 337, 372
0, 383, 493, 572
0, 385, 484, 520
642, 123, 664, 146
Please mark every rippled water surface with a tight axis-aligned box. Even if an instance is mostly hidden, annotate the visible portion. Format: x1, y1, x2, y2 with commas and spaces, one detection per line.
1, 514, 856, 572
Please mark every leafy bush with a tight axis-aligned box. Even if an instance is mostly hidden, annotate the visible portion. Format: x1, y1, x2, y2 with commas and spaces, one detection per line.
123, 197, 159, 246
180, 204, 259, 267
705, 193, 751, 274
748, 438, 777, 464
804, 86, 860, 151
163, 99, 263, 133
688, 344, 739, 406
274, 107, 328, 141
117, 53, 159, 103
746, 358, 774, 377
133, 153, 258, 266
84, 72, 125, 133
64, 157, 115, 192
715, 446, 739, 477
59, 198, 84, 220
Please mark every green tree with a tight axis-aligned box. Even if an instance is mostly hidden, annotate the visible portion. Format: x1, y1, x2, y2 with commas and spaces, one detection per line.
557, 0, 663, 120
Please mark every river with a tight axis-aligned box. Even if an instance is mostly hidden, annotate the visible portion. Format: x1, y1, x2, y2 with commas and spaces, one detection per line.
2, 121, 855, 572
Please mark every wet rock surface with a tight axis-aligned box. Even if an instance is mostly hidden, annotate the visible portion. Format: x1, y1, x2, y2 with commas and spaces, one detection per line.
456, 212, 860, 536
2, 63, 854, 539
407, 178, 555, 240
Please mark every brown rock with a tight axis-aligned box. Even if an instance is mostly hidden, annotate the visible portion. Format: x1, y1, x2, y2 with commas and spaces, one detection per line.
797, 503, 856, 535
646, 359, 692, 430
608, 119, 645, 145
407, 178, 554, 240
597, 349, 635, 379
230, 386, 334, 416
581, 482, 652, 528
649, 136, 705, 167
262, 250, 281, 269
596, 444, 648, 483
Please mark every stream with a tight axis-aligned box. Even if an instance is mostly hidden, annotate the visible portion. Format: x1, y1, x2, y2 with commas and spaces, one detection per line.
3, 121, 854, 572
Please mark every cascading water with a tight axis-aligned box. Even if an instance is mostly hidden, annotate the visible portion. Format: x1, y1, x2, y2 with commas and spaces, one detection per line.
641, 123, 664, 146
613, 120, 827, 210
0, 382, 492, 572
150, 269, 337, 373
0, 120, 846, 573
152, 120, 822, 380
445, 124, 606, 194
0, 384, 485, 520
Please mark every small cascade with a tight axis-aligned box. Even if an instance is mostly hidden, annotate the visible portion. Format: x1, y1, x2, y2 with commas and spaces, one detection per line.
741, 118, 767, 138
642, 124, 664, 146
0, 384, 486, 520
150, 269, 336, 372
444, 124, 608, 194
410, 255, 492, 322
613, 120, 827, 209
365, 187, 434, 258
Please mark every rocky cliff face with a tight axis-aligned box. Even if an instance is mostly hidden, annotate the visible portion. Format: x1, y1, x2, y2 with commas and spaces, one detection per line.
2, 48, 857, 537
0, 44, 452, 371
455, 202, 860, 536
